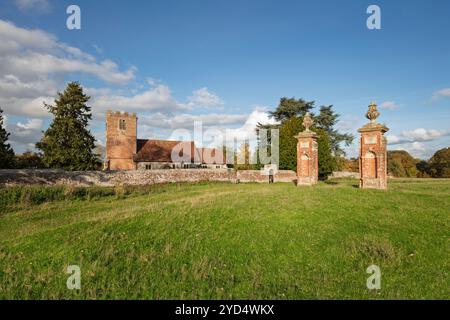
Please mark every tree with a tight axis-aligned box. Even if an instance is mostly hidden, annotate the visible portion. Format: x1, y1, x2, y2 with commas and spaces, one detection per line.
36, 82, 100, 170
269, 97, 315, 122
314, 105, 354, 157
15, 151, 44, 169
259, 97, 353, 157
416, 160, 429, 178
257, 97, 351, 179
336, 156, 359, 172
428, 147, 450, 178
316, 128, 336, 179
0, 108, 15, 168
387, 150, 418, 177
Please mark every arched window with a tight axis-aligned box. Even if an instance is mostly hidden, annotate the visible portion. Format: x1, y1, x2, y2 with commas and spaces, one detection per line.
364, 151, 377, 178
300, 154, 310, 177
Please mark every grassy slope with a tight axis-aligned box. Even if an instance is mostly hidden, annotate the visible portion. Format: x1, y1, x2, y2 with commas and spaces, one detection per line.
0, 179, 449, 299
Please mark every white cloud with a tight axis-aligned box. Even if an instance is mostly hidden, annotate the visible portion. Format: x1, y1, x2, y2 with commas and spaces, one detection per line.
7, 118, 45, 152
394, 142, 429, 159
91, 83, 189, 115
187, 87, 223, 108
136, 109, 277, 150
223, 109, 278, 146
0, 74, 55, 99
388, 128, 450, 145
401, 128, 449, 141
387, 128, 450, 159
379, 101, 398, 109
432, 88, 450, 100
14, 0, 51, 13
17, 118, 43, 130
0, 19, 136, 118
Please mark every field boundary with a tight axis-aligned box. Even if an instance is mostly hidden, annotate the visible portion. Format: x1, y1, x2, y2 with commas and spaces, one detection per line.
0, 169, 297, 186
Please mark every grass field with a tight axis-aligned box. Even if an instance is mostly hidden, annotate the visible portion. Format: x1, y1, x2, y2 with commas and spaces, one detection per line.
0, 179, 449, 299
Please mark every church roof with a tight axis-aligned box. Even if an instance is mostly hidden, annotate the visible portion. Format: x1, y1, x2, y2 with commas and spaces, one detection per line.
134, 139, 225, 164
134, 139, 199, 163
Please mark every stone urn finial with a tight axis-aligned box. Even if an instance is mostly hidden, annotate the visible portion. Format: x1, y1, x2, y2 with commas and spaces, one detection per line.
366, 102, 380, 124
302, 112, 313, 132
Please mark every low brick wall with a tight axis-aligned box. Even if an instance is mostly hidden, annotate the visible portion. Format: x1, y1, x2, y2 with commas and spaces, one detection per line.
0, 169, 297, 187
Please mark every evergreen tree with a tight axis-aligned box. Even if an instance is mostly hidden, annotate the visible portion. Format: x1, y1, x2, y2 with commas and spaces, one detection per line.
314, 105, 354, 157
316, 128, 336, 179
0, 108, 15, 168
258, 98, 353, 161
36, 82, 100, 170
269, 97, 315, 122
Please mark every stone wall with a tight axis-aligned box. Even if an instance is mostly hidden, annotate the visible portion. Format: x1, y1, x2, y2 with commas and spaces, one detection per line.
0, 169, 297, 187
329, 171, 360, 179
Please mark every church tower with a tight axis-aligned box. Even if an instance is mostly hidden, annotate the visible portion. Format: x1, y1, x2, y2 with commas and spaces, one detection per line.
105, 111, 137, 170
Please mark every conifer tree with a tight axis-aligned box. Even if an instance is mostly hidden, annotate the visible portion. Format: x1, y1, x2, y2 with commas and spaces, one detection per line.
0, 108, 15, 168
36, 82, 100, 170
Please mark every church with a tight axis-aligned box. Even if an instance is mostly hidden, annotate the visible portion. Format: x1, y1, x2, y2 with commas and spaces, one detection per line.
104, 111, 226, 171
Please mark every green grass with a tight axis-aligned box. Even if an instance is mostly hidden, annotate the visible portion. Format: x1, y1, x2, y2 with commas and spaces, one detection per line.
0, 179, 449, 299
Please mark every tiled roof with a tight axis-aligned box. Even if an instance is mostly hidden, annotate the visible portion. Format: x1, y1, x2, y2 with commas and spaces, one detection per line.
134, 139, 198, 163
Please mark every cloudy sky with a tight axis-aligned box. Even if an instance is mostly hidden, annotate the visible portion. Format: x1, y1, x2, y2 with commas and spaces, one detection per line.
0, 0, 449, 159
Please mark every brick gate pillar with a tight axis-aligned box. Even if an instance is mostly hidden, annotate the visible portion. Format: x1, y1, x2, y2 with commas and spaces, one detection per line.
358, 102, 389, 190
295, 113, 318, 186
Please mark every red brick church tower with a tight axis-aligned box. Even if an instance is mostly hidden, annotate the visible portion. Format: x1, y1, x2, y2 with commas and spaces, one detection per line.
358, 102, 389, 189
105, 111, 137, 170
295, 112, 319, 186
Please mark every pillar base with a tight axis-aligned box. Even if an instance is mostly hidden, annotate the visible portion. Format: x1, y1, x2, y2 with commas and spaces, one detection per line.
359, 178, 387, 190
297, 177, 317, 186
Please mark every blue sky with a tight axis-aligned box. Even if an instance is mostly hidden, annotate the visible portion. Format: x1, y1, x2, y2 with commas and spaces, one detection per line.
0, 0, 449, 159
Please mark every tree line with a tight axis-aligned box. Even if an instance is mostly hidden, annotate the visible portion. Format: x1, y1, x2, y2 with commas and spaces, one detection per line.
336, 149, 450, 178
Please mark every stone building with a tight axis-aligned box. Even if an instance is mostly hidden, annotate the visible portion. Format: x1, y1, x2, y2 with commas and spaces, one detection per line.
358, 102, 389, 189
105, 111, 226, 170
295, 112, 319, 186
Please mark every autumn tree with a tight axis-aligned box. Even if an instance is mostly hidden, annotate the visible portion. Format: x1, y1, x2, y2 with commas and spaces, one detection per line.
314, 105, 353, 157
387, 150, 419, 177
428, 147, 450, 178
